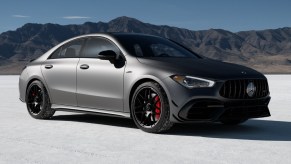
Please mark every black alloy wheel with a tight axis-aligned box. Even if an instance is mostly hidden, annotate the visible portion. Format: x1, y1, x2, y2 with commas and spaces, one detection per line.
26, 81, 55, 119
131, 82, 173, 133
27, 84, 43, 115
133, 87, 162, 128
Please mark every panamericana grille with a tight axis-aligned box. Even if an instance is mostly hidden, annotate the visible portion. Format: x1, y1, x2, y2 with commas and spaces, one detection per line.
220, 79, 269, 99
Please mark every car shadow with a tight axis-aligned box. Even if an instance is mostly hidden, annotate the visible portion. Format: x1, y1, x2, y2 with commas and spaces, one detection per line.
52, 114, 291, 141
168, 119, 291, 141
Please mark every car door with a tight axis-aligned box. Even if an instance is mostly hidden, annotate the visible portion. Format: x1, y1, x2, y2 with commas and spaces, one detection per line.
41, 38, 84, 106
77, 37, 125, 112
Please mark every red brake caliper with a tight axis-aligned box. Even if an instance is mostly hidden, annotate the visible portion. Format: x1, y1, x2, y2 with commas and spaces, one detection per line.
154, 96, 161, 120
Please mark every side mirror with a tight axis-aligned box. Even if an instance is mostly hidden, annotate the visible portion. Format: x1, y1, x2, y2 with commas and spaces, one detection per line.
98, 50, 117, 61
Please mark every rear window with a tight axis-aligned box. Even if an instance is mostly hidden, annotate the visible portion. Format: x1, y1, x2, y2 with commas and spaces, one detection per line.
49, 39, 84, 59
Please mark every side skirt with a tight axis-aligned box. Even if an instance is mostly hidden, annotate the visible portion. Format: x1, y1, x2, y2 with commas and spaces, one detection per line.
51, 104, 131, 119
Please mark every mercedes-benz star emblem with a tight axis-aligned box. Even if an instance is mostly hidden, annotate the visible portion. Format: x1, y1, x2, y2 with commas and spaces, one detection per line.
246, 82, 256, 97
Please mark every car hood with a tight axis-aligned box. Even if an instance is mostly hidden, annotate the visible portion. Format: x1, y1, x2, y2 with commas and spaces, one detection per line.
137, 57, 265, 80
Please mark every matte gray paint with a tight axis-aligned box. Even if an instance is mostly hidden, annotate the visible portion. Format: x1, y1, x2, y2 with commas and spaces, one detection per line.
51, 104, 130, 118
19, 33, 270, 123
76, 58, 125, 111
41, 58, 79, 106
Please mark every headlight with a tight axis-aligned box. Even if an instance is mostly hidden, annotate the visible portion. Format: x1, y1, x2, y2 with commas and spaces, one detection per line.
171, 75, 215, 88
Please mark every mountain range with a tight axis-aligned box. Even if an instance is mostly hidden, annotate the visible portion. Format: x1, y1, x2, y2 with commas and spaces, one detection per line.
0, 16, 291, 74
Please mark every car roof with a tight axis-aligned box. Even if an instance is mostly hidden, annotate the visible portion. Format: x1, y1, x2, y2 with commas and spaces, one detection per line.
73, 32, 162, 39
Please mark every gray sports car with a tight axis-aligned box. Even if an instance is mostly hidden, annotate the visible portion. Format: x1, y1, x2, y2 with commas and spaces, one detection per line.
19, 33, 271, 133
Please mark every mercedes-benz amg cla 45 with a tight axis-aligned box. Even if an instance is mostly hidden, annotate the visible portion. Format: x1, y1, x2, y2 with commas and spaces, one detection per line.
19, 33, 271, 133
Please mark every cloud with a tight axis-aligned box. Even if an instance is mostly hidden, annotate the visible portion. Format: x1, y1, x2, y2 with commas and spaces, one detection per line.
12, 15, 30, 18
62, 16, 91, 19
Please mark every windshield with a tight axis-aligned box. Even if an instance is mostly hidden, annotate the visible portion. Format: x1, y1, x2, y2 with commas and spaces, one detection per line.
113, 34, 200, 58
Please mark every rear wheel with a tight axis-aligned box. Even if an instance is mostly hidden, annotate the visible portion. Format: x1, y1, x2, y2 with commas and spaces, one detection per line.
220, 118, 248, 125
131, 82, 173, 133
26, 80, 55, 119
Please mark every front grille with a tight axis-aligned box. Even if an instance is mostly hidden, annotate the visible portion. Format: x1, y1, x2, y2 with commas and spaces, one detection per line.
220, 79, 269, 99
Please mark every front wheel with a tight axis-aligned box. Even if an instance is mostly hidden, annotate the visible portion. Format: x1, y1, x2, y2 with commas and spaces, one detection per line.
131, 82, 173, 133
26, 80, 55, 119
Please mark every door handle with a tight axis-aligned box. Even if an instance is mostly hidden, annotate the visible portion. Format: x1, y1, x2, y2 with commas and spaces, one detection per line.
45, 65, 53, 69
80, 64, 89, 69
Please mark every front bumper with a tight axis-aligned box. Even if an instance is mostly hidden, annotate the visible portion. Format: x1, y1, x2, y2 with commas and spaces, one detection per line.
176, 97, 271, 122
162, 77, 271, 123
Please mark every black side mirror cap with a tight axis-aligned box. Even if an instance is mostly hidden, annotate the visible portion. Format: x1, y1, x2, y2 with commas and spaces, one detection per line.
98, 50, 117, 61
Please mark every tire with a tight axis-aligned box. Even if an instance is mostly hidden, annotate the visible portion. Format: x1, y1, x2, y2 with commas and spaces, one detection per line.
131, 81, 173, 133
220, 118, 248, 125
26, 80, 55, 119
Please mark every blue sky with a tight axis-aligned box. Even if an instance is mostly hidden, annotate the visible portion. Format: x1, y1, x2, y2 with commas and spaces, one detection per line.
0, 0, 291, 33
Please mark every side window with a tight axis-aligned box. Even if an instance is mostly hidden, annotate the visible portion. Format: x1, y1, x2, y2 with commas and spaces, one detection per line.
49, 48, 61, 59
82, 37, 120, 58
49, 39, 84, 59
134, 44, 143, 57
150, 43, 184, 57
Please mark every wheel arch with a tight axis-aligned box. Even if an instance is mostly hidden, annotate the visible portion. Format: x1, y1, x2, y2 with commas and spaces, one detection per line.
128, 77, 171, 116
25, 77, 49, 102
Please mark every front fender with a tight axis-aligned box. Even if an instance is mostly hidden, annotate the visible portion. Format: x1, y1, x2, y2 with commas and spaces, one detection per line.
123, 74, 172, 115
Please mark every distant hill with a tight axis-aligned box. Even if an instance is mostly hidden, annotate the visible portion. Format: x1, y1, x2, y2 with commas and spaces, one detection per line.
0, 16, 291, 74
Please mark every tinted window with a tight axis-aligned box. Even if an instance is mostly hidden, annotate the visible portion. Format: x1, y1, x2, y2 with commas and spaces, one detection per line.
49, 39, 84, 59
82, 37, 120, 58
114, 34, 199, 58
150, 44, 186, 57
